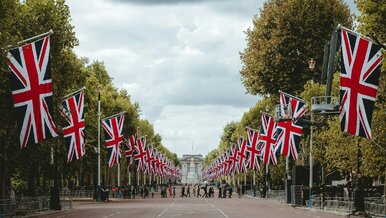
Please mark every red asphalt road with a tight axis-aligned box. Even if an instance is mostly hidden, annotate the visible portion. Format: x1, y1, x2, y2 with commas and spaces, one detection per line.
40, 195, 345, 218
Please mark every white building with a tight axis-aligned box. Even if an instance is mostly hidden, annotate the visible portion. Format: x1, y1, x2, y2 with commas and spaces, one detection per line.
179, 154, 204, 184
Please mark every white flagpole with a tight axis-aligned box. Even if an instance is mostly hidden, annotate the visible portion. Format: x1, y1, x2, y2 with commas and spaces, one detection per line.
117, 160, 121, 187
128, 170, 131, 186
62, 86, 86, 99
17, 29, 54, 45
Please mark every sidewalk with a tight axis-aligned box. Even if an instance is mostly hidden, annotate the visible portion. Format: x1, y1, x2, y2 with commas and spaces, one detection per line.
243, 194, 351, 217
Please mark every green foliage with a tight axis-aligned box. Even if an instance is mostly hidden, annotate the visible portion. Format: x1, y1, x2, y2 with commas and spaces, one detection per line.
240, 0, 352, 96
356, 0, 386, 46
0, 0, 173, 197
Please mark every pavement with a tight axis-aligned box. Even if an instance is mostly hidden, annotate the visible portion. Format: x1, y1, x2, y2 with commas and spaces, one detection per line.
31, 193, 350, 218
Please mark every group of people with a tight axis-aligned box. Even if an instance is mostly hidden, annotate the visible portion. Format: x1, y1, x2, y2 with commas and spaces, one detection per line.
96, 182, 244, 201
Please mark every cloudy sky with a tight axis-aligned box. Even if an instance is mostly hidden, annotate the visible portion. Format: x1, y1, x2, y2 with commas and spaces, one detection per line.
66, 0, 357, 157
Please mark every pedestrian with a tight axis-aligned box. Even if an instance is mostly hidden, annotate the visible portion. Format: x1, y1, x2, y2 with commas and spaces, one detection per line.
168, 186, 172, 198
203, 185, 208, 198
151, 187, 154, 198
181, 185, 186, 197
237, 185, 241, 198
193, 185, 196, 197
132, 186, 136, 199
187, 185, 190, 197
173, 186, 176, 198
197, 185, 201, 197
218, 186, 222, 198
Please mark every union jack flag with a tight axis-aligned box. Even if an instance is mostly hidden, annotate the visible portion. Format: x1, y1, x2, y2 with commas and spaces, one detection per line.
228, 144, 238, 175
258, 114, 277, 165
125, 134, 136, 169
339, 28, 383, 139
279, 91, 307, 120
145, 144, 154, 174
7, 35, 58, 148
276, 92, 306, 160
237, 137, 248, 173
134, 136, 147, 172
246, 127, 261, 171
275, 120, 302, 160
153, 148, 160, 175
60, 90, 85, 162
159, 154, 166, 176
101, 113, 124, 168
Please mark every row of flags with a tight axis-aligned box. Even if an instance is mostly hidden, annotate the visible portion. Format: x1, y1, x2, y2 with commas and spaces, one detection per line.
202, 91, 306, 180
125, 134, 182, 179
202, 27, 384, 180
6, 34, 181, 180
5, 26, 383, 179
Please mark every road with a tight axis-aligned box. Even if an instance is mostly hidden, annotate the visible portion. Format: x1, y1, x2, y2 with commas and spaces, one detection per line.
41, 195, 345, 218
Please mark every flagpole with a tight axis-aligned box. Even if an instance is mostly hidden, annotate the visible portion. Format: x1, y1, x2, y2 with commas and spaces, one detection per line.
101, 111, 126, 121
62, 86, 86, 99
253, 170, 256, 190
137, 171, 140, 187
266, 164, 269, 198
278, 90, 306, 102
309, 112, 313, 207
128, 168, 131, 186
117, 160, 121, 198
285, 156, 290, 203
17, 29, 54, 45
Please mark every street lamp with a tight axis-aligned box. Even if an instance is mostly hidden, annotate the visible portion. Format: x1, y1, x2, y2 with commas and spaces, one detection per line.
97, 85, 102, 202
308, 58, 316, 70
308, 59, 315, 208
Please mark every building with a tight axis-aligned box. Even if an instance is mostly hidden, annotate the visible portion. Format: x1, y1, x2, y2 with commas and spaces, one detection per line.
179, 154, 204, 184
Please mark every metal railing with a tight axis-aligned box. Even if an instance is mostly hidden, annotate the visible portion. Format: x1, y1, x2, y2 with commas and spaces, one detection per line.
365, 197, 385, 217
268, 190, 285, 202
16, 196, 51, 214
0, 195, 73, 217
311, 96, 339, 114
61, 190, 94, 199
307, 196, 355, 213
0, 199, 15, 217
291, 185, 303, 206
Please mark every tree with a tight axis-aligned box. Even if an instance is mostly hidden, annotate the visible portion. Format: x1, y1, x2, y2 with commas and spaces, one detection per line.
356, 0, 386, 48
240, 0, 352, 96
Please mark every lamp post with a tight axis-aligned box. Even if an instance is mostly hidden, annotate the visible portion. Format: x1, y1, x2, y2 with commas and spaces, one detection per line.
97, 85, 102, 202
308, 59, 315, 207
265, 105, 269, 199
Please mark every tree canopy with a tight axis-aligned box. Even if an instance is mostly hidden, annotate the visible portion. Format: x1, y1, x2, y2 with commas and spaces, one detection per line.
240, 0, 352, 96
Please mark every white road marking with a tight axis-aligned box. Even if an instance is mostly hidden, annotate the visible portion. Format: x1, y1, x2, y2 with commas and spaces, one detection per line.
205, 199, 230, 218
157, 200, 176, 217
103, 211, 121, 218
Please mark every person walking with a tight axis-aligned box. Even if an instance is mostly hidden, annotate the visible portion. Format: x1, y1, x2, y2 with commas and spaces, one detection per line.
193, 185, 196, 197
203, 185, 208, 198
168, 185, 172, 198
181, 185, 184, 197
173, 186, 176, 198
187, 185, 191, 197
237, 185, 241, 199
132, 186, 136, 199
197, 185, 201, 197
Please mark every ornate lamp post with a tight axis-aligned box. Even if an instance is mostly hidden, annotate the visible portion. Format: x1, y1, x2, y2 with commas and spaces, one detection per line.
97, 85, 102, 202
308, 59, 315, 208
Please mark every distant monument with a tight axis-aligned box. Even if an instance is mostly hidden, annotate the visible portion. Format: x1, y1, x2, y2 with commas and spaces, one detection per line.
179, 154, 203, 184
186, 157, 198, 184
